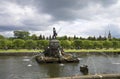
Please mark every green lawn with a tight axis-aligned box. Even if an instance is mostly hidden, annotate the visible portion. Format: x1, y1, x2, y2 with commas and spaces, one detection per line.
0, 49, 120, 53
0, 49, 43, 53
64, 49, 120, 53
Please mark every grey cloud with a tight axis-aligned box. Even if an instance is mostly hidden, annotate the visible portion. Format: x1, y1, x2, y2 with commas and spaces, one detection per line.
105, 24, 120, 38
80, 24, 120, 38
1, 0, 118, 21
99, 0, 118, 7
0, 0, 119, 37
39, 0, 118, 21
0, 25, 47, 32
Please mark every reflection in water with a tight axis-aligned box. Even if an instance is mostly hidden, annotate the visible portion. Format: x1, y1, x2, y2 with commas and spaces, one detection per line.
0, 54, 120, 79
39, 64, 61, 77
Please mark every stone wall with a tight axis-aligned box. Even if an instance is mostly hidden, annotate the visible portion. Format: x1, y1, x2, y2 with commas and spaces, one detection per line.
47, 74, 120, 79
0, 52, 40, 56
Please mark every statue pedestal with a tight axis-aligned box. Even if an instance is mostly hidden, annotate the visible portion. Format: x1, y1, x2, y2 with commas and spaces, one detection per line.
35, 27, 79, 63
35, 40, 79, 63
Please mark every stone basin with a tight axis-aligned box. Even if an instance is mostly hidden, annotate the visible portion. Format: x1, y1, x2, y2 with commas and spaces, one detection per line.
35, 55, 79, 63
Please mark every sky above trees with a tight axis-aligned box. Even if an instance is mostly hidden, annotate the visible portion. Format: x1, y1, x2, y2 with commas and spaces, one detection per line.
0, 0, 120, 38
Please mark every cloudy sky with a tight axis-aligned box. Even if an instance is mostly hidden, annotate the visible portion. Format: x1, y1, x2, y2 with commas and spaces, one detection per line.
0, 0, 120, 38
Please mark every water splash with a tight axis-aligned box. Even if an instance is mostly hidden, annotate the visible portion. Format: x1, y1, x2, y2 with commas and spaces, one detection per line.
86, 52, 98, 75
27, 64, 32, 67
77, 58, 82, 60
59, 63, 64, 66
99, 52, 113, 63
23, 59, 30, 61
89, 56, 97, 75
112, 63, 120, 65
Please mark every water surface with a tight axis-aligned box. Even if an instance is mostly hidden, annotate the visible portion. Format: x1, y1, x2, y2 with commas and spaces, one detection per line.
0, 53, 120, 79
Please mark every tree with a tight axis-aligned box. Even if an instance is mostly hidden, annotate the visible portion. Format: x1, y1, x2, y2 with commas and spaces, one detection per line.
103, 41, 113, 49
25, 40, 37, 49
58, 36, 68, 40
0, 39, 7, 49
36, 40, 49, 49
97, 35, 102, 40
83, 40, 94, 49
0, 39, 13, 49
0, 35, 4, 39
112, 41, 119, 49
49, 35, 52, 40
13, 39, 25, 49
39, 34, 42, 40
6, 40, 13, 49
74, 35, 78, 39
42, 35, 45, 40
14, 30, 30, 39
87, 36, 96, 40
93, 41, 103, 49
60, 40, 71, 49
73, 40, 83, 49
30, 34, 38, 40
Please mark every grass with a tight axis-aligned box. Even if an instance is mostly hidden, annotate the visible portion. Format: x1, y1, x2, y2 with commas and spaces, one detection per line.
64, 49, 120, 53
0, 49, 120, 53
0, 49, 43, 53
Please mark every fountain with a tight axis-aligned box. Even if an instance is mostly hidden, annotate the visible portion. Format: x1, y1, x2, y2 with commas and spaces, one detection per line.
80, 65, 88, 75
35, 27, 79, 63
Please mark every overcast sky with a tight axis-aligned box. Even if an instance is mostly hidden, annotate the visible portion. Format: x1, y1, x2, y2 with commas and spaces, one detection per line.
0, 0, 120, 38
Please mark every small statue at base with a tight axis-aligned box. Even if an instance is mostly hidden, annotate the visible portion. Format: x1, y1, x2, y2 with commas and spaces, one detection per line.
80, 65, 89, 75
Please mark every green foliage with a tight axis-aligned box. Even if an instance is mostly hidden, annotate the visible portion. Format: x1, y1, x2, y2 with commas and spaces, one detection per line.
93, 41, 103, 49
83, 40, 94, 49
0, 39, 12, 49
87, 36, 96, 40
73, 40, 83, 49
14, 30, 30, 39
30, 34, 38, 40
57, 35, 68, 40
13, 39, 25, 49
0, 31, 120, 50
60, 40, 71, 49
0, 35, 4, 39
103, 41, 113, 49
36, 40, 49, 49
0, 39, 7, 49
112, 41, 119, 49
25, 40, 37, 49
5, 40, 13, 49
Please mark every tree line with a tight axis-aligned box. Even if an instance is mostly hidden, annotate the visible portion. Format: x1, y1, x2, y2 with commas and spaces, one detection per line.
0, 30, 120, 50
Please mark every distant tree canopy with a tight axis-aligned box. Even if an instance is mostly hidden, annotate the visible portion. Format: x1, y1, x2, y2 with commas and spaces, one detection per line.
13, 39, 25, 49
0, 30, 120, 50
14, 31, 30, 39
25, 40, 37, 49
0, 35, 4, 39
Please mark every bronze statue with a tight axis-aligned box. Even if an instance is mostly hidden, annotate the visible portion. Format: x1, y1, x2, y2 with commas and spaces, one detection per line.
52, 27, 57, 39
35, 27, 79, 63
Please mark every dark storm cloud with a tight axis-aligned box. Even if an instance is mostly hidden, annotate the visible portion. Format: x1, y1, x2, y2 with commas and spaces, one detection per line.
0, 25, 49, 32
5, 0, 117, 21
39, 0, 118, 21
0, 0, 120, 37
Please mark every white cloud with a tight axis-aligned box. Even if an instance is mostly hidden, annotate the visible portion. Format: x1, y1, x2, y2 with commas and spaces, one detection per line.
0, 1, 52, 31
0, 0, 120, 38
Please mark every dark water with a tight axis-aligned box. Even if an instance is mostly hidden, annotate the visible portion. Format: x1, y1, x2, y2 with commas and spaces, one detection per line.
0, 53, 120, 79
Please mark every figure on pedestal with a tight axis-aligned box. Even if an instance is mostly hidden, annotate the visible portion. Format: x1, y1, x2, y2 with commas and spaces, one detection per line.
35, 27, 79, 63
52, 27, 57, 39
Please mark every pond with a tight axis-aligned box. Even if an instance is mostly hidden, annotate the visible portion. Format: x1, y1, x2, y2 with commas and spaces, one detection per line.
0, 53, 120, 79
